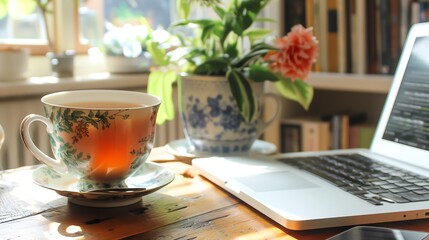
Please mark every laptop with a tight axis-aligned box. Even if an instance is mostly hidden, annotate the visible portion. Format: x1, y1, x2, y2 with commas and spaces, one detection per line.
192, 22, 429, 230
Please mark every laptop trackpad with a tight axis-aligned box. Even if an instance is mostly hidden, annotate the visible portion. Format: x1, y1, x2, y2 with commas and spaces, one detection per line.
234, 171, 320, 192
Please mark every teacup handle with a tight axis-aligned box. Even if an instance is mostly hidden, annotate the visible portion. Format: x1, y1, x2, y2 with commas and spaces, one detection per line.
256, 93, 281, 136
20, 114, 68, 174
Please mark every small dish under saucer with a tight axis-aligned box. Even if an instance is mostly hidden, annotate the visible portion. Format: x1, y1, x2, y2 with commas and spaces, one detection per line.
165, 139, 277, 160
32, 162, 175, 207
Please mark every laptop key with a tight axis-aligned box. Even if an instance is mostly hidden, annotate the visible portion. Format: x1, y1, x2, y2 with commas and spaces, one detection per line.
389, 187, 409, 194
399, 192, 429, 202
404, 185, 423, 191
369, 188, 389, 194
413, 189, 429, 195
379, 193, 410, 203
280, 154, 427, 204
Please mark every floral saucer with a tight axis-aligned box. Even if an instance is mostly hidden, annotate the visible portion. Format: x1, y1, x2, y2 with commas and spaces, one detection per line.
165, 139, 277, 160
32, 162, 175, 207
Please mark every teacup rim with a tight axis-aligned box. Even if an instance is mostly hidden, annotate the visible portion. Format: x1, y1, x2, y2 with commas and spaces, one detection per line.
41, 89, 161, 110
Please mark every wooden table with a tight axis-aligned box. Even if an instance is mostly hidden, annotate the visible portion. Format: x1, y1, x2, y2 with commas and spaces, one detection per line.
2, 148, 429, 240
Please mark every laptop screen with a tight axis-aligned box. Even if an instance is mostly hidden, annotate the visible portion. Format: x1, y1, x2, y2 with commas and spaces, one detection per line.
382, 36, 429, 150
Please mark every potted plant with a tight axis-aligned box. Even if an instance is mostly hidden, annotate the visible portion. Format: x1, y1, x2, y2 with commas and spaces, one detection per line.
148, 0, 318, 155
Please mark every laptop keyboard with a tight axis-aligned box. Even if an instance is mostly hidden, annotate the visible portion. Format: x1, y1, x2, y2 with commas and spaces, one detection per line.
279, 154, 429, 205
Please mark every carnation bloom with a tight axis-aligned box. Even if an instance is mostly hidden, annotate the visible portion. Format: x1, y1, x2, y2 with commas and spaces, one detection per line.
264, 25, 318, 81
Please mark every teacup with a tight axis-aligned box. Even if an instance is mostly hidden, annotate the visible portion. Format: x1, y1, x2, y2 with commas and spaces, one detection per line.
20, 90, 161, 189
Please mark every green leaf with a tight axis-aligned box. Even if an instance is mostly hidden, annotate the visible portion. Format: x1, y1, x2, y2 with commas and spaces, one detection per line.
221, 13, 234, 46
213, 5, 226, 18
147, 70, 177, 124
249, 65, 278, 82
71, 111, 85, 120
194, 57, 229, 75
201, 23, 217, 43
254, 17, 276, 23
175, 19, 218, 28
225, 41, 238, 59
177, 0, 191, 20
147, 40, 170, 66
275, 79, 313, 110
0, 0, 7, 19
232, 42, 277, 68
8, 0, 37, 19
63, 108, 71, 120
227, 69, 257, 122
244, 28, 272, 44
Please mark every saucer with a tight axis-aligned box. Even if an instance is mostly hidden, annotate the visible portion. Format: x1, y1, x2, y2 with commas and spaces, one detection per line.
165, 139, 277, 159
32, 162, 175, 207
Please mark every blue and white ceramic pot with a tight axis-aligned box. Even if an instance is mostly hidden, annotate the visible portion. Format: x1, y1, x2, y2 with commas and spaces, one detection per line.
178, 74, 280, 156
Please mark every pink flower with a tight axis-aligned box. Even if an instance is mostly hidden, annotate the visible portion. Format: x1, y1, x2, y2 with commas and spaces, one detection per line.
264, 25, 318, 81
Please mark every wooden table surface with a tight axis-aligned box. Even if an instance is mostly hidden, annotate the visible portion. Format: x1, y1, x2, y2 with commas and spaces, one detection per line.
2, 147, 429, 240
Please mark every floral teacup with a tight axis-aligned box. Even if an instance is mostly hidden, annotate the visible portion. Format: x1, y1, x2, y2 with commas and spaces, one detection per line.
20, 90, 160, 189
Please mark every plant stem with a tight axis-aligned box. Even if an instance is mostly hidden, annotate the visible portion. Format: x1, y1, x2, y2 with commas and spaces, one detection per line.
36, 0, 54, 52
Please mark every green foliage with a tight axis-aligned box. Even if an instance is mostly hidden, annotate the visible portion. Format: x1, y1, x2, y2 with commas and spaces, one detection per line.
147, 0, 314, 124
275, 79, 314, 110
2, 0, 38, 19
147, 70, 178, 124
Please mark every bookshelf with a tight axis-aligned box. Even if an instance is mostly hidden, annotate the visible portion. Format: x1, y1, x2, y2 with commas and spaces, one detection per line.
261, 0, 418, 152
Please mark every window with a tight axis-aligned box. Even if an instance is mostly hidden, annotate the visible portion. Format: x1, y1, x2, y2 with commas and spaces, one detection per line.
78, 0, 175, 51
0, 0, 50, 54
0, 0, 176, 55
0, 0, 233, 56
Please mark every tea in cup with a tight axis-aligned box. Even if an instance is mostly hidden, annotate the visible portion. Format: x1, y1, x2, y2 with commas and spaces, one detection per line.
20, 90, 161, 189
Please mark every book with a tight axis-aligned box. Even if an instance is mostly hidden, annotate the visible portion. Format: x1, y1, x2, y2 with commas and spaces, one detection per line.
349, 0, 367, 74
284, 0, 307, 33
313, 0, 329, 72
336, 0, 348, 73
330, 114, 349, 149
366, 0, 378, 74
349, 124, 376, 148
281, 117, 330, 152
307, 0, 321, 72
390, 0, 402, 74
327, 0, 339, 72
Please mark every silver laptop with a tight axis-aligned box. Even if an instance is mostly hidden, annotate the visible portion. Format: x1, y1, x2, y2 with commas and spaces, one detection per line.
192, 22, 429, 230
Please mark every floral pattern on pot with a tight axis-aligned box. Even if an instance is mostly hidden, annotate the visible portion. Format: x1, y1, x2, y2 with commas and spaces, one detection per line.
179, 75, 278, 155
44, 105, 158, 184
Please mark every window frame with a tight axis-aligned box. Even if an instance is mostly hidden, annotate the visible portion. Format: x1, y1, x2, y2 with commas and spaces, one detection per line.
0, 0, 88, 55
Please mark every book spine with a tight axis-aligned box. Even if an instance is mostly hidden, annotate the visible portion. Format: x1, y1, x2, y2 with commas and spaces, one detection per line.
327, 0, 339, 72
281, 124, 302, 152
330, 114, 349, 149
379, 0, 391, 74
390, 0, 401, 74
284, 0, 307, 32
316, 0, 329, 72
337, 0, 348, 73
366, 0, 378, 74
282, 118, 331, 152
355, 0, 367, 74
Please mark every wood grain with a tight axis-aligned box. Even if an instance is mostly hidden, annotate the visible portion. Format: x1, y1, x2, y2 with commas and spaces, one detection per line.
2, 153, 429, 239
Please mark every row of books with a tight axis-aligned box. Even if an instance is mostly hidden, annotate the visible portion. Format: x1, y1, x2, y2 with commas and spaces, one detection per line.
280, 115, 376, 153
283, 0, 429, 75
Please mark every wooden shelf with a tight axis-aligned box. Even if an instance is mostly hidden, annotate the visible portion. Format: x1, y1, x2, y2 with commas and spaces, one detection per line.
268, 72, 393, 94
0, 72, 149, 99
307, 72, 393, 94
266, 72, 393, 95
